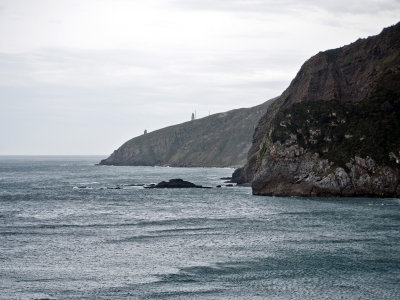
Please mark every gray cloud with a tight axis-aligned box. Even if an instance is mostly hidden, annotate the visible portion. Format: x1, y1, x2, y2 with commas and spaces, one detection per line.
0, 46, 289, 154
0, 0, 399, 154
170, 0, 400, 14
0, 46, 295, 98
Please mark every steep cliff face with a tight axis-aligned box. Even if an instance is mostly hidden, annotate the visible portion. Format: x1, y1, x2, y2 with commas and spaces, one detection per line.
100, 99, 273, 167
234, 22, 400, 197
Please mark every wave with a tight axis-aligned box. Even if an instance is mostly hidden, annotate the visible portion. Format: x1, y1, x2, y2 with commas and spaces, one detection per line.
143, 287, 225, 299
135, 217, 243, 227
0, 217, 241, 231
106, 231, 224, 244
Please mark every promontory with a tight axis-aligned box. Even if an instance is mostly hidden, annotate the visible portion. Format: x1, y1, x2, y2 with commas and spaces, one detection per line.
100, 99, 273, 167
233, 22, 400, 197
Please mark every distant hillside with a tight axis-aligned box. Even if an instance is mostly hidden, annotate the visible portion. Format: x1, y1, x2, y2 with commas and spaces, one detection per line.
100, 99, 274, 167
234, 22, 400, 197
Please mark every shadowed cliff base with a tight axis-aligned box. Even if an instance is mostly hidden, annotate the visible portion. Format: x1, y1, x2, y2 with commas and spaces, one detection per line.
233, 22, 400, 197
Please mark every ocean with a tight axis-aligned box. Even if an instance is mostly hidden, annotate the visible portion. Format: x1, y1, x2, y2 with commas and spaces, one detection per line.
1, 156, 399, 299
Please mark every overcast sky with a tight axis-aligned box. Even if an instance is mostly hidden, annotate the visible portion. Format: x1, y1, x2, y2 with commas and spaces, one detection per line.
0, 0, 399, 155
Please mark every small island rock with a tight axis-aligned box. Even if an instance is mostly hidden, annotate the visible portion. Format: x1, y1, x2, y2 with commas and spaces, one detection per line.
145, 178, 210, 189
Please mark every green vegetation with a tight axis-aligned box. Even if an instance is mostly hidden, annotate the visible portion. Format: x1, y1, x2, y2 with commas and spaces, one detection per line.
258, 142, 267, 160
271, 70, 400, 168
324, 48, 341, 62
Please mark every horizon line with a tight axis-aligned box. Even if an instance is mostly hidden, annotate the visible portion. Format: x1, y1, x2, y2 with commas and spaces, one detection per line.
0, 154, 108, 157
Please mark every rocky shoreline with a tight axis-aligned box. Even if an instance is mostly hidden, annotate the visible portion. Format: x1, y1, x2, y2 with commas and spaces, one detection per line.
233, 22, 400, 198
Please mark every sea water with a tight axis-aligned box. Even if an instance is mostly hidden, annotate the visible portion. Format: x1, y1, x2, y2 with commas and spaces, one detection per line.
0, 156, 399, 299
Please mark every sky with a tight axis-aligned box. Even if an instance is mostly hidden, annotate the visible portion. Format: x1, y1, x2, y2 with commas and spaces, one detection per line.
0, 0, 399, 155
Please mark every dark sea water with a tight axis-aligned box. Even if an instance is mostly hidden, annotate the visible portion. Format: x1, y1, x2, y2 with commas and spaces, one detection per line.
1, 156, 399, 299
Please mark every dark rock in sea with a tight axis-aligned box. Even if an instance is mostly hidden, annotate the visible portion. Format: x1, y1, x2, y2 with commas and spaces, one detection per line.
220, 177, 232, 180
225, 184, 234, 187
235, 22, 400, 197
107, 186, 122, 190
144, 184, 156, 188
144, 179, 211, 189
216, 185, 222, 188
156, 179, 197, 188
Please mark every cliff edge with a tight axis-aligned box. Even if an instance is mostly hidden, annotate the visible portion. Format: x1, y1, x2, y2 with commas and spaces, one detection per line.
234, 22, 400, 197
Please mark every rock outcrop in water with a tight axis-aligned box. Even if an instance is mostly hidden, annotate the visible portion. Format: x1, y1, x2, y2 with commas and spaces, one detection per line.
233, 22, 400, 197
145, 178, 209, 189
100, 100, 273, 167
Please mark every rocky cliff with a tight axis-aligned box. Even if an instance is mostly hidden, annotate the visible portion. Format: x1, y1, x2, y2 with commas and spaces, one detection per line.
100, 99, 273, 167
233, 22, 400, 197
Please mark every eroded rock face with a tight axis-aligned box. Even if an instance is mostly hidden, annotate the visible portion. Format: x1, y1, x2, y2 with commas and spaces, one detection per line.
251, 138, 399, 197
235, 22, 400, 197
